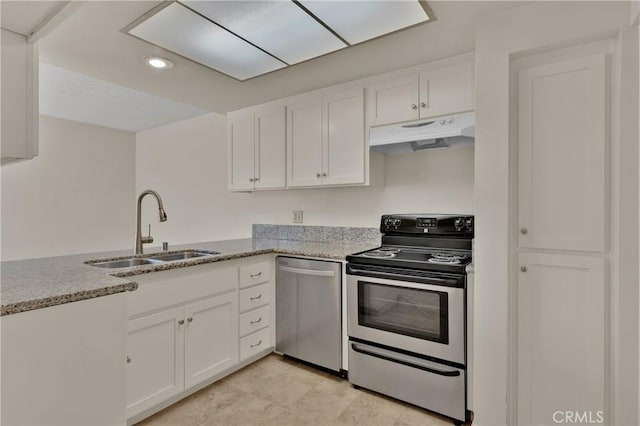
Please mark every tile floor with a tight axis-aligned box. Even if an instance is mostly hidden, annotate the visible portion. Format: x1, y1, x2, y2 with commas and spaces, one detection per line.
138, 353, 456, 426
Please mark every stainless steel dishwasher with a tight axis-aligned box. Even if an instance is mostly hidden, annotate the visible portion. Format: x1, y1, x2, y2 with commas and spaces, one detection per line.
276, 256, 342, 373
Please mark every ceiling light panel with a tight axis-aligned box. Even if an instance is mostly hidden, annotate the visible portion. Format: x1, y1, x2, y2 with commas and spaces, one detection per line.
181, 1, 347, 65
128, 3, 286, 80
299, 0, 429, 45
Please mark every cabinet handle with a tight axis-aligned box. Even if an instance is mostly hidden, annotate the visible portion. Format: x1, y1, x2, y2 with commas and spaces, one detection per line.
254, 177, 259, 182
250, 317, 263, 324
250, 340, 263, 348
250, 272, 262, 278
520, 266, 528, 273
316, 172, 321, 178
321, 172, 327, 177
249, 178, 254, 182
411, 104, 417, 110
187, 317, 193, 323
178, 319, 185, 325
126, 356, 132, 364
250, 294, 263, 301
420, 102, 426, 108
520, 228, 528, 235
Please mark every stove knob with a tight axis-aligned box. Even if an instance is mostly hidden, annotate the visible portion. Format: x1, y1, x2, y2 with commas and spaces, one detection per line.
465, 217, 474, 231
454, 218, 465, 231
393, 218, 401, 227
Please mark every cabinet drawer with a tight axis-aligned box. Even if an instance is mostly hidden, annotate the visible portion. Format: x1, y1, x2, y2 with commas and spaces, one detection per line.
239, 305, 270, 337
239, 283, 270, 313
239, 261, 270, 288
240, 327, 271, 361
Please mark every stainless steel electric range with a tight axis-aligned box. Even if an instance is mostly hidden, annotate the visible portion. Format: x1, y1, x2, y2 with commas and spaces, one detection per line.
346, 214, 473, 425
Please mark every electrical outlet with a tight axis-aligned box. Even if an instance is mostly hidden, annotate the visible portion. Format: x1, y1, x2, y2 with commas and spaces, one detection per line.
293, 210, 304, 224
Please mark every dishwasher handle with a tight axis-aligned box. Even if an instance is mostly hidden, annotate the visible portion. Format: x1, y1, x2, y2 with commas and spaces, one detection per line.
278, 265, 336, 278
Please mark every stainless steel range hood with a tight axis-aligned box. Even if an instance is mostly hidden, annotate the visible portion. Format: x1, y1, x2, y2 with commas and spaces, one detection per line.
369, 112, 475, 154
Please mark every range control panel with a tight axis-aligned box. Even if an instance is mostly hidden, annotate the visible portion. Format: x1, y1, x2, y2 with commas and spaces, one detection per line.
381, 214, 474, 235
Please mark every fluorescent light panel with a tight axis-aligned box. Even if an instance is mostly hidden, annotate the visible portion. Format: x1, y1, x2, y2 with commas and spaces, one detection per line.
182, 1, 347, 65
299, 1, 429, 45
129, 3, 285, 80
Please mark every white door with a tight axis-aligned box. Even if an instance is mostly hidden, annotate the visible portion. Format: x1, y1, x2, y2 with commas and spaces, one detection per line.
227, 110, 255, 191
370, 75, 419, 126
517, 252, 605, 425
255, 105, 286, 189
287, 96, 323, 187
419, 62, 473, 119
518, 54, 607, 252
126, 307, 184, 418
184, 293, 238, 389
322, 87, 365, 186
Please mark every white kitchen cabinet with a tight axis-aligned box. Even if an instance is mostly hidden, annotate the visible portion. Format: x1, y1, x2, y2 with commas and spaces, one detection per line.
1, 28, 38, 165
517, 54, 607, 252
517, 252, 605, 425
287, 87, 365, 187
286, 96, 324, 187
126, 307, 185, 417
227, 105, 285, 191
370, 60, 473, 126
184, 293, 238, 388
1, 294, 126, 426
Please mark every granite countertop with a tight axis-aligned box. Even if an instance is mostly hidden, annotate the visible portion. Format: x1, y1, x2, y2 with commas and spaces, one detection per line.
1, 238, 378, 316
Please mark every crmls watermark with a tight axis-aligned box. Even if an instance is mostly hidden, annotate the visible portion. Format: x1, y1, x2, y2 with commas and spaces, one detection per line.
552, 411, 604, 424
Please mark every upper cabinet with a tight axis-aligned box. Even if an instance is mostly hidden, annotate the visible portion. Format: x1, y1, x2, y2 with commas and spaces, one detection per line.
287, 87, 365, 188
1, 29, 38, 165
369, 58, 474, 127
227, 105, 286, 191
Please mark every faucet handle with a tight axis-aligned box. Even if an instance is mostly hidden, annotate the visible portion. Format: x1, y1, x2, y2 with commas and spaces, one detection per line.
141, 224, 153, 244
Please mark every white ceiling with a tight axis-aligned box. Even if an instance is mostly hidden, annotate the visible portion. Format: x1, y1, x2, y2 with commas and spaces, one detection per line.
39, 63, 207, 132
1, 0, 67, 36
35, 1, 522, 116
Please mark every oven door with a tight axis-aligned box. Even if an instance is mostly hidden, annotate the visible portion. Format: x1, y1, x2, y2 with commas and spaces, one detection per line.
347, 268, 465, 365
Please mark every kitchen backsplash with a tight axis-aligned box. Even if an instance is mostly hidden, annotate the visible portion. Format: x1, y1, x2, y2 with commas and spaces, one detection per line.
252, 224, 381, 245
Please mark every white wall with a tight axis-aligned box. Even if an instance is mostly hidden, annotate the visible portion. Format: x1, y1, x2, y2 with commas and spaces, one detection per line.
1, 116, 136, 260
135, 112, 474, 248
474, 2, 634, 425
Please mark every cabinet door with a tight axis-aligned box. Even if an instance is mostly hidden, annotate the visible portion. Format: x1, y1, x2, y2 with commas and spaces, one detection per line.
517, 252, 605, 425
1, 29, 38, 164
418, 61, 473, 118
518, 54, 607, 251
227, 110, 255, 191
126, 307, 184, 418
322, 87, 365, 186
184, 293, 238, 389
286, 96, 323, 187
370, 75, 419, 126
254, 105, 286, 189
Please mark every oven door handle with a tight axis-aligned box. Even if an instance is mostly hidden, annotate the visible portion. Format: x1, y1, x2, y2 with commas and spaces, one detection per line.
351, 343, 461, 377
347, 266, 459, 286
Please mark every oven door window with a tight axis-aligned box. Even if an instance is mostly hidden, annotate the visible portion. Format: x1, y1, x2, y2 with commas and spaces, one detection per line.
357, 281, 449, 344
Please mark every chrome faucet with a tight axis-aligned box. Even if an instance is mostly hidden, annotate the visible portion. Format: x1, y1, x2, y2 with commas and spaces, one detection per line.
135, 190, 168, 255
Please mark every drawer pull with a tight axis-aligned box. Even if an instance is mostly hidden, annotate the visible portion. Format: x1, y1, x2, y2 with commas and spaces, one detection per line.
250, 294, 263, 301
178, 319, 185, 325
250, 272, 262, 278
250, 340, 263, 348
187, 317, 193, 323
250, 317, 263, 324
126, 356, 132, 364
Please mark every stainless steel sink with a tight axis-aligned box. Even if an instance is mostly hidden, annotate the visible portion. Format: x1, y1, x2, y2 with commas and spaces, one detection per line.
90, 258, 163, 268
146, 250, 220, 262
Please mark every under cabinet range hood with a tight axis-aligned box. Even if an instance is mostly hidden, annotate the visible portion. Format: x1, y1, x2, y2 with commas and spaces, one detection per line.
369, 112, 475, 154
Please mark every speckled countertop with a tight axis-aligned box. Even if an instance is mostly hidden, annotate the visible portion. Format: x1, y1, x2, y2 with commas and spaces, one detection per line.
1, 238, 378, 316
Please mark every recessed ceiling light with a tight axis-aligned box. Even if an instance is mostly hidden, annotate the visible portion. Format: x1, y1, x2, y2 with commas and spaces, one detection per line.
144, 56, 174, 69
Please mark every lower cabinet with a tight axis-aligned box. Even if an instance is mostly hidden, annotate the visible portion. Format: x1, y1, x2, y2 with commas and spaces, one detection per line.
126, 257, 273, 423
126, 293, 238, 418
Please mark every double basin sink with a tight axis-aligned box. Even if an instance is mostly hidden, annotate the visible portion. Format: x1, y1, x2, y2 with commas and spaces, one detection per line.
88, 250, 220, 269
